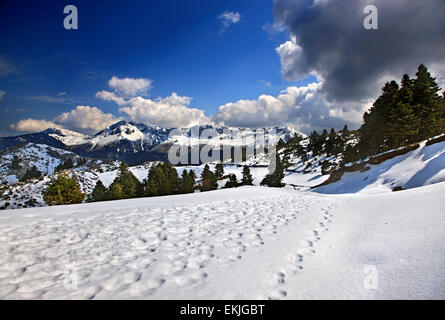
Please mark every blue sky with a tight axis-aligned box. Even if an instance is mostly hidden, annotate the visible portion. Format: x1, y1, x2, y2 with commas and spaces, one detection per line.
1, 0, 443, 135
0, 0, 317, 135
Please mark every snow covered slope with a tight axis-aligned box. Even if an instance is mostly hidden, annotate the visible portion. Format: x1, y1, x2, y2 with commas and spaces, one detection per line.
314, 140, 445, 194
0, 184, 444, 299
0, 143, 80, 184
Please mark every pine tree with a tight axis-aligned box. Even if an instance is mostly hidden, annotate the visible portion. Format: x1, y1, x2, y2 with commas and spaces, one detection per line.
117, 161, 143, 198
89, 180, 108, 202
385, 74, 419, 147
241, 165, 254, 186
55, 158, 74, 172
412, 64, 443, 138
261, 152, 285, 188
144, 165, 166, 196
224, 174, 238, 188
200, 164, 217, 191
215, 162, 224, 179
105, 161, 143, 200
359, 81, 399, 157
43, 172, 86, 205
76, 157, 87, 166
108, 181, 124, 200
9, 155, 21, 170
189, 170, 196, 186
326, 128, 337, 155
159, 162, 179, 194
20, 166, 42, 182
277, 138, 286, 150
179, 169, 194, 194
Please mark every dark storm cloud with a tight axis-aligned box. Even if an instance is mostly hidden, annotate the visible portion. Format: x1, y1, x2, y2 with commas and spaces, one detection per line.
274, 0, 445, 103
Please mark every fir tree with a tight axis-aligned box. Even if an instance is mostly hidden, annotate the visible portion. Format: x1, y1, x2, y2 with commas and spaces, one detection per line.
108, 182, 124, 200
386, 74, 419, 147
179, 169, 194, 194
215, 162, 224, 179
159, 162, 179, 194
20, 166, 42, 182
9, 155, 21, 171
200, 164, 217, 191
359, 81, 399, 157
224, 174, 238, 188
241, 165, 254, 186
412, 64, 443, 138
43, 172, 86, 205
326, 128, 337, 155
89, 180, 108, 202
55, 158, 74, 172
189, 170, 196, 186
106, 161, 143, 200
261, 152, 285, 188
144, 165, 166, 196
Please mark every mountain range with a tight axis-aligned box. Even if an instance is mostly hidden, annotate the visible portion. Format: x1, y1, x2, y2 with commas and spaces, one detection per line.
0, 121, 302, 165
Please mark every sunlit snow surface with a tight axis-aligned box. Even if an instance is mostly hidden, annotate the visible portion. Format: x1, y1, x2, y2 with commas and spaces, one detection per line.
1, 184, 445, 299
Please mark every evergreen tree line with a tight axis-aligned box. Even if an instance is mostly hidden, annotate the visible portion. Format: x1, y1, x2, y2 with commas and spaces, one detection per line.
277, 64, 445, 166
89, 161, 256, 203
55, 157, 87, 172
358, 64, 445, 158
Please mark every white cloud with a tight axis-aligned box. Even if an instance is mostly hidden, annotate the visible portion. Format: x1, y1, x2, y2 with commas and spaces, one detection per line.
11, 106, 120, 134
58, 92, 67, 96
118, 93, 210, 128
215, 82, 366, 133
108, 76, 152, 96
96, 75, 211, 128
262, 22, 285, 35
259, 80, 272, 87
10, 119, 61, 132
95, 90, 126, 105
218, 11, 241, 33
54, 106, 121, 132
0, 90, 5, 102
276, 37, 304, 81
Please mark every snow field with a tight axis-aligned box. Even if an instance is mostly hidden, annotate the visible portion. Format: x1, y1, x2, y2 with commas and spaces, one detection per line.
0, 187, 339, 299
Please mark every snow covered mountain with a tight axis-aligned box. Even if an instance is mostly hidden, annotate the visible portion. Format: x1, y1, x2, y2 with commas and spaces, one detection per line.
0, 121, 303, 165
0, 142, 82, 185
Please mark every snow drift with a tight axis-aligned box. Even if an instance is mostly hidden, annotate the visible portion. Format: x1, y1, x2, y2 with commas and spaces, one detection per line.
1, 183, 445, 299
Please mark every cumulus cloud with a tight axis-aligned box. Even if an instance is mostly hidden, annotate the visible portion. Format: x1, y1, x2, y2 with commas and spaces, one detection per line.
274, 0, 445, 103
218, 11, 241, 33
54, 106, 121, 132
108, 76, 152, 96
0, 90, 5, 102
11, 106, 119, 134
117, 93, 210, 128
215, 82, 366, 133
95, 90, 126, 105
10, 119, 61, 132
96, 76, 210, 128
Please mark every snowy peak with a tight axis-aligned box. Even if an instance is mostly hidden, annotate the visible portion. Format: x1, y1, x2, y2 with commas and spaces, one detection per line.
43, 128, 91, 146
0, 121, 305, 165
90, 122, 145, 147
